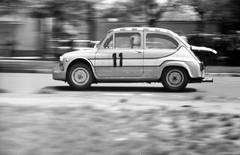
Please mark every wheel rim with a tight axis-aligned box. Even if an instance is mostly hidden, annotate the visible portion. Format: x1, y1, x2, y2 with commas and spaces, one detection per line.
71, 68, 89, 86
166, 69, 184, 88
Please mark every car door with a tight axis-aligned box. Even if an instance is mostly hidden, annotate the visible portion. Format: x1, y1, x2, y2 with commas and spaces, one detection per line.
95, 31, 144, 78
143, 31, 179, 67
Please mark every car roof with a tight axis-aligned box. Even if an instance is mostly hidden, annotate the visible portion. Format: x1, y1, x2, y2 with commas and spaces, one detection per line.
107, 27, 190, 47
110, 27, 173, 34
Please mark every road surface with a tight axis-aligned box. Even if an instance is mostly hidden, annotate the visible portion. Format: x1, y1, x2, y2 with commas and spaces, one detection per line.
0, 73, 239, 103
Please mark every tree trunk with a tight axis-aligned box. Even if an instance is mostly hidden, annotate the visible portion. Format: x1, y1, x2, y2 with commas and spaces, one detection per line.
148, 19, 156, 27
52, 18, 63, 39
86, 3, 96, 40
198, 13, 205, 32
36, 18, 44, 57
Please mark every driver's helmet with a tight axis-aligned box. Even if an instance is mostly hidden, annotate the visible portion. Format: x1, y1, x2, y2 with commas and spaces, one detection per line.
130, 34, 140, 48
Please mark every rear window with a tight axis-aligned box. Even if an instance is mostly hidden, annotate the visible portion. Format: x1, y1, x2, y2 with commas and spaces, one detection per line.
146, 34, 178, 49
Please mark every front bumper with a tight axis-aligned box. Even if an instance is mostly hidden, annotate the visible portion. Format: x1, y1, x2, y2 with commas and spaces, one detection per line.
201, 78, 213, 82
198, 62, 213, 83
52, 67, 66, 81
190, 77, 213, 83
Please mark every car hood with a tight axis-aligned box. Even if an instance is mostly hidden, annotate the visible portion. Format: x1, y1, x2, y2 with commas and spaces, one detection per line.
62, 49, 97, 58
191, 45, 217, 54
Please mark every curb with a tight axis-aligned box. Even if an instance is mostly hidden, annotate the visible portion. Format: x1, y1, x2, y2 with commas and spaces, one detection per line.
206, 73, 240, 77
0, 69, 52, 74
0, 57, 57, 61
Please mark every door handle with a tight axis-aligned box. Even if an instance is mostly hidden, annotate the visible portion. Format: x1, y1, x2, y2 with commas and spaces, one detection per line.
134, 50, 143, 53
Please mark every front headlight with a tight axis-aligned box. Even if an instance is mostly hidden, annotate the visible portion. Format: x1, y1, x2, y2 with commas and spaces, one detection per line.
59, 56, 64, 71
60, 56, 63, 62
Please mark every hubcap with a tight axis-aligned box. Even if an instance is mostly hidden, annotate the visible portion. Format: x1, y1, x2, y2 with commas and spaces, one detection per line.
72, 68, 89, 85
166, 69, 184, 88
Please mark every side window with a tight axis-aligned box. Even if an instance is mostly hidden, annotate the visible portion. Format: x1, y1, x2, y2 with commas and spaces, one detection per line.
115, 33, 141, 49
146, 34, 178, 49
103, 35, 113, 49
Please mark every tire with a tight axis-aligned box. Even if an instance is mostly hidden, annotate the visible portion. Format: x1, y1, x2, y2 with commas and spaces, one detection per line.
67, 63, 93, 90
161, 67, 188, 92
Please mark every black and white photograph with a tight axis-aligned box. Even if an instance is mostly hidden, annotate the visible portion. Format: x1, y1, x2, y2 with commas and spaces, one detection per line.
1, 0, 240, 154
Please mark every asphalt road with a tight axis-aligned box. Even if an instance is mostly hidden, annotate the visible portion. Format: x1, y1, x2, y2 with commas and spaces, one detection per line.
0, 73, 239, 103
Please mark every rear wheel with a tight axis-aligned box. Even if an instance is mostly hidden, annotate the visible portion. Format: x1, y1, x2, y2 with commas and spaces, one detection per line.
162, 67, 188, 92
67, 63, 93, 90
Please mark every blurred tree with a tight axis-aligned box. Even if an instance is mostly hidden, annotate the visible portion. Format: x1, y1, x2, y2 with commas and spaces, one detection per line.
0, 0, 25, 15
33, 0, 100, 39
142, 0, 182, 27
228, 0, 240, 31
85, 1, 97, 40
183, 0, 240, 33
25, 0, 100, 56
210, 0, 240, 33
0, 0, 100, 57
101, 0, 182, 27
28, 0, 85, 38
183, 0, 216, 32
101, 1, 132, 21
0, 0, 26, 56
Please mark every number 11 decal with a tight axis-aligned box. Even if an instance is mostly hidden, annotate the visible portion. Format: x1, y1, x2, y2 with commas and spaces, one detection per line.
119, 53, 122, 67
112, 53, 117, 67
112, 53, 123, 67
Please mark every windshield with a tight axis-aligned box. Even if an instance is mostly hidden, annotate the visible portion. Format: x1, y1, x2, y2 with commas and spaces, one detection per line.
96, 33, 108, 49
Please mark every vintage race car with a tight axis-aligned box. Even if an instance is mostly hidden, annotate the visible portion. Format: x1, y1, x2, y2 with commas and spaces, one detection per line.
52, 27, 216, 91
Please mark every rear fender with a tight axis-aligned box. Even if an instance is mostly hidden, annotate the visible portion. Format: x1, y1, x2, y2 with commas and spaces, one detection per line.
159, 61, 193, 78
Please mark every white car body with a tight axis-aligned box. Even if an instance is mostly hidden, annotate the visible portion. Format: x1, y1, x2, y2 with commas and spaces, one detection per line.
53, 27, 215, 91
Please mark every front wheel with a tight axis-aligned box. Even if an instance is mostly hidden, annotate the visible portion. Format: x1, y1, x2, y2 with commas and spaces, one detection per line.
67, 63, 93, 90
161, 67, 189, 92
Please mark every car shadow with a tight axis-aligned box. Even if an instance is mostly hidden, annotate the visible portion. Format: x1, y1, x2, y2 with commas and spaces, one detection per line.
42, 85, 197, 93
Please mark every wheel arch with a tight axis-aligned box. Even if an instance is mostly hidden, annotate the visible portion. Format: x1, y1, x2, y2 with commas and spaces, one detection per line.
159, 61, 193, 80
66, 58, 96, 81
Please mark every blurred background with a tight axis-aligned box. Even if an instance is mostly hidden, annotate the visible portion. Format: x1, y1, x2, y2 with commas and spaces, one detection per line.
0, 0, 240, 66
1, 2, 240, 154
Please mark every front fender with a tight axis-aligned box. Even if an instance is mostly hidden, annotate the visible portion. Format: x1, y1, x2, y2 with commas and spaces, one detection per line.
66, 57, 96, 77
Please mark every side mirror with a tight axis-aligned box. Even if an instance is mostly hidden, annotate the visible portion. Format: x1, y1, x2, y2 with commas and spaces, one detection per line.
94, 42, 100, 49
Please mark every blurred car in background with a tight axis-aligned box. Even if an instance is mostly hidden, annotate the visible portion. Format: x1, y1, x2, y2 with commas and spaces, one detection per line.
187, 32, 240, 66
72, 40, 96, 51
48, 39, 99, 58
